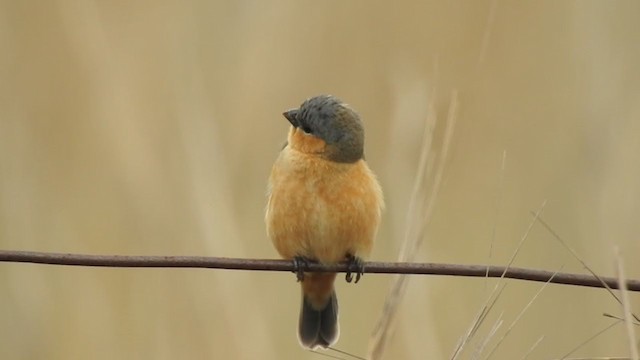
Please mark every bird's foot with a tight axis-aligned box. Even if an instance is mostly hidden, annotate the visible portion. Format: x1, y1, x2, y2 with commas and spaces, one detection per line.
292, 256, 312, 282
345, 254, 365, 284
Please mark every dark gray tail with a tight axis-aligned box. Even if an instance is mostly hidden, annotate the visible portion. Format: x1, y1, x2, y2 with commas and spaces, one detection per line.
298, 291, 339, 349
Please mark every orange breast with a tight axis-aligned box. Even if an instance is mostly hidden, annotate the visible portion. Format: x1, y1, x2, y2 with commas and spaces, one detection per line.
265, 138, 383, 263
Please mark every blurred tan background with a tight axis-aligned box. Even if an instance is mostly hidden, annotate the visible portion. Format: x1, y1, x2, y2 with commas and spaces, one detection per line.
1, 1, 639, 359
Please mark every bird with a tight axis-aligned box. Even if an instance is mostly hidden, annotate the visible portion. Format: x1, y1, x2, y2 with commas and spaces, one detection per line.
265, 95, 384, 349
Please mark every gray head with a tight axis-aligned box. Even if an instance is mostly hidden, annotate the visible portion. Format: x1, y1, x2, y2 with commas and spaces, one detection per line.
283, 95, 364, 163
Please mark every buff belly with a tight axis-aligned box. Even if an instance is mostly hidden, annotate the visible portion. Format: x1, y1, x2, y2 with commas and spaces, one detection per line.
266, 148, 382, 264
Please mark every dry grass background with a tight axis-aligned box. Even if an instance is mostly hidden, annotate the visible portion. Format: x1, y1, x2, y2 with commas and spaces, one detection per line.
1, 1, 639, 359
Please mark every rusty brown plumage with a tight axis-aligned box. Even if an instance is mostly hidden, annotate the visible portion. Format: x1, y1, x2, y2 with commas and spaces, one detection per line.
265, 95, 383, 349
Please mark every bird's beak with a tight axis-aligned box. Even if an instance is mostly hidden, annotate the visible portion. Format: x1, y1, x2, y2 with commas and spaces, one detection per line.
283, 109, 299, 127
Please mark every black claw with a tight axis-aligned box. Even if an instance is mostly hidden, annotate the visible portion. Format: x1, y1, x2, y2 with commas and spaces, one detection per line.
292, 256, 311, 282
345, 254, 365, 283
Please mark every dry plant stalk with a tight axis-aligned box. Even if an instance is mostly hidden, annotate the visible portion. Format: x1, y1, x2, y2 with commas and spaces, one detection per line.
615, 247, 639, 360
367, 91, 459, 359
451, 202, 547, 359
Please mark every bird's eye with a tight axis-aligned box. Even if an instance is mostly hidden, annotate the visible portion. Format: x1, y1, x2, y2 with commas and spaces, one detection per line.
301, 125, 312, 134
